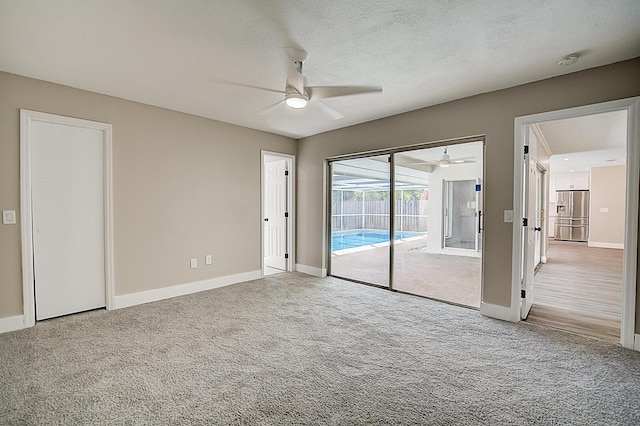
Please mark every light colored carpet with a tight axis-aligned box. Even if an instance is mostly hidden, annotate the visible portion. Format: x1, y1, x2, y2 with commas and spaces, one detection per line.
1, 272, 639, 425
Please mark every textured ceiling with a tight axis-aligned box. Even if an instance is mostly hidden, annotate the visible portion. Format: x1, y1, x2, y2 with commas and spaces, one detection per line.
1, 0, 639, 138
538, 110, 627, 173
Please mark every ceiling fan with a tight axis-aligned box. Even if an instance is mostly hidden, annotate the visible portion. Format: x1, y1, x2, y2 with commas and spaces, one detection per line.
227, 49, 382, 118
409, 148, 476, 168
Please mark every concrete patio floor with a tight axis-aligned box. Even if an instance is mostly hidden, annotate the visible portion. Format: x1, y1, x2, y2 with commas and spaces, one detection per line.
330, 238, 481, 308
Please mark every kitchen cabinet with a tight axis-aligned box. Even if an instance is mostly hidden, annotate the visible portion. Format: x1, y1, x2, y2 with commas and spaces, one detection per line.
555, 173, 589, 190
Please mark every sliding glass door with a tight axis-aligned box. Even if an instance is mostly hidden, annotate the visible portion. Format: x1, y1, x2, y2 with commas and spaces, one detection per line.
330, 155, 390, 287
328, 140, 484, 308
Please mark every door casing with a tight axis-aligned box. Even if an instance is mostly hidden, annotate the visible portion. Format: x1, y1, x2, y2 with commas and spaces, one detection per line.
261, 151, 295, 274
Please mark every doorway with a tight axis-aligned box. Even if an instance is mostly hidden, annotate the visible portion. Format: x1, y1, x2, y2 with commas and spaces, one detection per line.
443, 179, 481, 251
328, 138, 484, 308
20, 110, 114, 326
261, 151, 295, 276
513, 98, 640, 349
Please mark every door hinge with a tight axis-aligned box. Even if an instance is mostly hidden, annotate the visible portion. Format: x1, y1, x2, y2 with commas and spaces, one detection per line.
284, 170, 289, 176
284, 212, 289, 218
523, 145, 529, 155
285, 253, 289, 259
521, 290, 526, 298
522, 218, 528, 227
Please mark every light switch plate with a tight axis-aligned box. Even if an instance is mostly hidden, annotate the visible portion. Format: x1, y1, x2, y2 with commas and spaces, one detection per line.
205, 255, 212, 265
2, 210, 16, 225
504, 210, 514, 223
190, 258, 198, 269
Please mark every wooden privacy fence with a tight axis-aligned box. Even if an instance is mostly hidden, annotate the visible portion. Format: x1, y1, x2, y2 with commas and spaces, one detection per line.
332, 200, 428, 232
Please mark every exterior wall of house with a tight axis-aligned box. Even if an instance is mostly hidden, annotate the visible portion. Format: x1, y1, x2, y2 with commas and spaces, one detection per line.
296, 58, 640, 327
0, 71, 296, 321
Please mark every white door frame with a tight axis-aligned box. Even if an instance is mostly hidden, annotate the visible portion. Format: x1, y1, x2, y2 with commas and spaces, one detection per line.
511, 97, 640, 349
20, 109, 115, 328
261, 150, 295, 274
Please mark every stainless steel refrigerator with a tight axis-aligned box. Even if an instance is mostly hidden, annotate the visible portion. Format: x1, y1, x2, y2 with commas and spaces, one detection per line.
554, 190, 589, 241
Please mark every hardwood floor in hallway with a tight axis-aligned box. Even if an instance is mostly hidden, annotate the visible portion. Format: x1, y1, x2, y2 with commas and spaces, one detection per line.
526, 240, 623, 342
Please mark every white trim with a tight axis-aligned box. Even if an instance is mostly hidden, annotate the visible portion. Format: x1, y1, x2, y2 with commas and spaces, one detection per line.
20, 110, 115, 327
540, 255, 548, 264
296, 264, 327, 277
634, 334, 640, 352
480, 302, 516, 322
530, 123, 552, 157
261, 151, 296, 275
0, 315, 26, 334
113, 270, 262, 310
587, 242, 624, 250
512, 97, 639, 350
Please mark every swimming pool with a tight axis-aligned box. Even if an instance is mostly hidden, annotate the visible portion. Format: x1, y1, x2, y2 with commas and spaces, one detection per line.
332, 230, 425, 251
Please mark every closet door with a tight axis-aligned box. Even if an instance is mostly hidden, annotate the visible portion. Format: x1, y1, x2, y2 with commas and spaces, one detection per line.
32, 120, 106, 320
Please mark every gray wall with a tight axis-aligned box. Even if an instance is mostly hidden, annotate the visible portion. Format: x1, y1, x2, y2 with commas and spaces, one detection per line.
590, 165, 626, 245
0, 72, 296, 318
296, 58, 640, 325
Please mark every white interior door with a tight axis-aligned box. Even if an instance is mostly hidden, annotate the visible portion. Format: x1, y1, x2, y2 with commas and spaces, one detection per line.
534, 169, 543, 266
521, 127, 537, 319
32, 121, 106, 320
264, 159, 287, 271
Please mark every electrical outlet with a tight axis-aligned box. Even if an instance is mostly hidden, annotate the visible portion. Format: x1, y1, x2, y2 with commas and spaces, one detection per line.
190, 258, 198, 269
205, 255, 212, 265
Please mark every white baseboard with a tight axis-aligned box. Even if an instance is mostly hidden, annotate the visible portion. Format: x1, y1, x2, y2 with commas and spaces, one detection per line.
295, 264, 327, 277
0, 315, 26, 334
541, 256, 548, 263
588, 241, 624, 249
113, 270, 262, 310
634, 334, 640, 352
480, 302, 515, 322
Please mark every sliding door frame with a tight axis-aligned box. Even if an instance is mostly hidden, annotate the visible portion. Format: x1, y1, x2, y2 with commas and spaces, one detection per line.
326, 135, 486, 298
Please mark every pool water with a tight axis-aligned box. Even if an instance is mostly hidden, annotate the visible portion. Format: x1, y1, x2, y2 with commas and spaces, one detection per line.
332, 230, 424, 251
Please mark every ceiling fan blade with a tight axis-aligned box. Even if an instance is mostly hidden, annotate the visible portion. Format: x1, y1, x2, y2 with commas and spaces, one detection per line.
258, 100, 285, 115
210, 78, 285, 94
307, 85, 382, 100
315, 100, 344, 120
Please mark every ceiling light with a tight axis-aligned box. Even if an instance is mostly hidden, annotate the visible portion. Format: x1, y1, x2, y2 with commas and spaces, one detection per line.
563, 158, 570, 161
285, 92, 308, 109
439, 148, 451, 167
558, 54, 579, 66
569, 169, 574, 172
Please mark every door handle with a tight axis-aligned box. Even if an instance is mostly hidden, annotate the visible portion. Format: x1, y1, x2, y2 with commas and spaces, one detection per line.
534, 227, 541, 232
264, 218, 269, 222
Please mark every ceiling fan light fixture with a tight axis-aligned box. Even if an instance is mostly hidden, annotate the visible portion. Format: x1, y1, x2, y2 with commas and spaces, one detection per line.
439, 149, 451, 167
285, 92, 308, 109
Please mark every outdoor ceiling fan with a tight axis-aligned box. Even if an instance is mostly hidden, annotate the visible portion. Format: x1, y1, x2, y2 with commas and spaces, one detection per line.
409, 148, 476, 168
224, 49, 382, 119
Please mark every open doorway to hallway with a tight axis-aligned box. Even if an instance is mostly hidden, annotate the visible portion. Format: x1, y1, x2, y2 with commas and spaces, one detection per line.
527, 111, 627, 341
514, 98, 639, 349
328, 139, 484, 308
